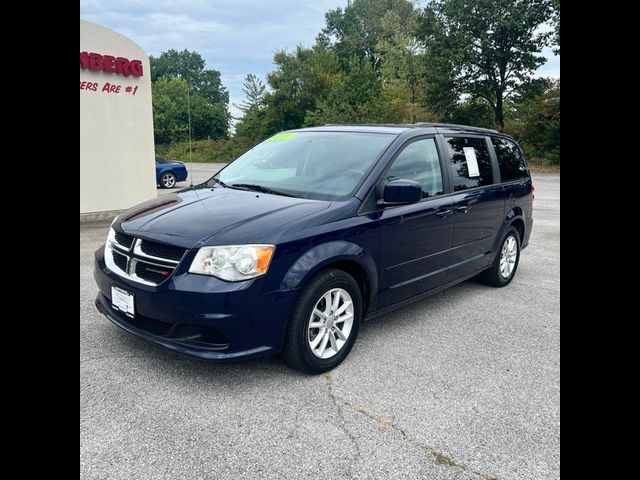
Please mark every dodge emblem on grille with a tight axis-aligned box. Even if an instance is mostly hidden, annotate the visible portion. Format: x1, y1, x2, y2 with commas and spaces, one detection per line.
146, 267, 171, 276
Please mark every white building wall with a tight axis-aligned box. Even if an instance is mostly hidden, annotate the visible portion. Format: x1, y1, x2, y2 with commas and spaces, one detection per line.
80, 20, 156, 216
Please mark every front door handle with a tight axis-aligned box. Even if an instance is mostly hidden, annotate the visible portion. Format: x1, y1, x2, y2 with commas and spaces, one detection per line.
456, 206, 471, 213
436, 209, 453, 219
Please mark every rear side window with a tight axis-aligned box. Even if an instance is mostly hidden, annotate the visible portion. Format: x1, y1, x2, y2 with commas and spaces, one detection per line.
492, 137, 528, 181
444, 137, 494, 191
385, 138, 443, 199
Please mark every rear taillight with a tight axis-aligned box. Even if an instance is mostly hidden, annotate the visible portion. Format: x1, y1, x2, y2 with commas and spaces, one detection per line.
531, 184, 535, 201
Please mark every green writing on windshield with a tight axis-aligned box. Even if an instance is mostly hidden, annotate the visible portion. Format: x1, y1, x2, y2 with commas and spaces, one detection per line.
266, 132, 296, 142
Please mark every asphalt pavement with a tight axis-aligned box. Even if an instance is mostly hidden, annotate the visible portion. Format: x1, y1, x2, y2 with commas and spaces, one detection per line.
80, 173, 560, 480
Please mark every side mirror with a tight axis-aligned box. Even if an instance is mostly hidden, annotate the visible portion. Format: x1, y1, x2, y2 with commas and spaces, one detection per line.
378, 179, 422, 207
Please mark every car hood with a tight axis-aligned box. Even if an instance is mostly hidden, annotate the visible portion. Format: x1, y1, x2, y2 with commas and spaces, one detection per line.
113, 185, 332, 248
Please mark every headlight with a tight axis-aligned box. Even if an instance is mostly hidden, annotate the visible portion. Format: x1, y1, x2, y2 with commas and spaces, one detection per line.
188, 245, 275, 281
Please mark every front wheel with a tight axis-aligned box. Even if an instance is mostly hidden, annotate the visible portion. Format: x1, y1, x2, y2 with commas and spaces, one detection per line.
160, 172, 176, 189
282, 269, 362, 374
480, 227, 521, 287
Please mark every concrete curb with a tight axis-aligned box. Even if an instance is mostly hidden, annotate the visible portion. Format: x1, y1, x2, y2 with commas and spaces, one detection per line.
80, 209, 124, 223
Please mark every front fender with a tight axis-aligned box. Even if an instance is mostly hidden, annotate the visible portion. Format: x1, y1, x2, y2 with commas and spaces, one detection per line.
279, 240, 378, 302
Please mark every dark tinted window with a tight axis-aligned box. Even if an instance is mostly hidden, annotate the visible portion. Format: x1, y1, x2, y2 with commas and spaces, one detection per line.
385, 138, 443, 198
155, 155, 170, 164
445, 137, 494, 191
492, 137, 528, 181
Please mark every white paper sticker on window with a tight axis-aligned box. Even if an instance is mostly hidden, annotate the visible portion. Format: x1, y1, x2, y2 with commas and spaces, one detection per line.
463, 147, 480, 177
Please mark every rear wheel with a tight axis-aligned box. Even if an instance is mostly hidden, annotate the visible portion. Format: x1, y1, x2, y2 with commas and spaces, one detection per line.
480, 226, 521, 287
282, 269, 362, 374
160, 172, 176, 189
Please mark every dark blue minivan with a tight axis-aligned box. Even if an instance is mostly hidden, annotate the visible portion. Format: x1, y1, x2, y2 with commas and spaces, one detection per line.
94, 124, 533, 373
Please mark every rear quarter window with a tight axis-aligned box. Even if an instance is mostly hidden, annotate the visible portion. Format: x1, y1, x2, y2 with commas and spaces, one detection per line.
492, 137, 529, 181
444, 136, 494, 191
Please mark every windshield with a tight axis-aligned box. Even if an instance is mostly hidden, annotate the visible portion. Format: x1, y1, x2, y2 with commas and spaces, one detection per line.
210, 131, 396, 200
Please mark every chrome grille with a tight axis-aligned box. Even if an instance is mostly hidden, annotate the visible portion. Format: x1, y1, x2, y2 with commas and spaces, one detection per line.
112, 250, 129, 271
114, 231, 134, 249
105, 229, 187, 286
139, 240, 185, 262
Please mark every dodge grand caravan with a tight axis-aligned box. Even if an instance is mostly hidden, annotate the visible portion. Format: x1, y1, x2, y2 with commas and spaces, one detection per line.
94, 123, 533, 373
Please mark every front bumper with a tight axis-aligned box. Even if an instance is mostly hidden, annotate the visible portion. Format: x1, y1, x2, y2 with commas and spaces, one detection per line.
93, 246, 298, 361
176, 167, 188, 182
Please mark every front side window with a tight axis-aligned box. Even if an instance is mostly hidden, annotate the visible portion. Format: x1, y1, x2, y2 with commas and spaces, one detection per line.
492, 137, 528, 181
385, 138, 443, 199
445, 136, 494, 191
212, 131, 395, 201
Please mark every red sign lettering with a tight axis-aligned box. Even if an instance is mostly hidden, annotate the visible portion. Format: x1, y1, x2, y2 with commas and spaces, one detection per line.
102, 55, 116, 73
79, 51, 144, 77
79, 81, 98, 91
80, 81, 139, 95
101, 82, 122, 93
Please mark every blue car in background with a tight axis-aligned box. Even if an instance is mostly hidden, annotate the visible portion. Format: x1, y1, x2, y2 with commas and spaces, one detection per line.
155, 155, 188, 188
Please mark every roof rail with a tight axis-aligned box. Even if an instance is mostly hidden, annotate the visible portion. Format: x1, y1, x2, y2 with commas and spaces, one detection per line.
322, 122, 499, 134
411, 122, 499, 133
322, 123, 411, 128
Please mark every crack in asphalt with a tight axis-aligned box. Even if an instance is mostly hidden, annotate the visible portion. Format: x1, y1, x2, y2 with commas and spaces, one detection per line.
323, 373, 498, 480
324, 373, 363, 479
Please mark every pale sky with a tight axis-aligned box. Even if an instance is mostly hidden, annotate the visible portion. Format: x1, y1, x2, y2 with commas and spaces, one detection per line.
80, 0, 560, 121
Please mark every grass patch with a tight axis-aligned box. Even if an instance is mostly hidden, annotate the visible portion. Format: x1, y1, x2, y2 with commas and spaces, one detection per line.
156, 138, 254, 164
527, 156, 560, 173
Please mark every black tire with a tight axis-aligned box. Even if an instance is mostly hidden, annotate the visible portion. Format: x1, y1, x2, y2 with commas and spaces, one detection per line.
282, 268, 362, 374
480, 226, 521, 287
160, 172, 176, 189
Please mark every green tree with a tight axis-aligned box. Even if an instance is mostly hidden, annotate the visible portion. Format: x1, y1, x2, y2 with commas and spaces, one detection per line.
152, 77, 189, 144
150, 49, 229, 105
152, 77, 228, 144
234, 74, 268, 143
188, 95, 229, 140
262, 45, 342, 133
376, 8, 428, 122
450, 97, 494, 128
551, 0, 560, 54
318, 0, 415, 69
198, 69, 229, 105
415, 6, 462, 121
504, 78, 560, 164
305, 56, 386, 125
150, 49, 205, 85
238, 74, 266, 114
419, 0, 554, 129
150, 49, 230, 143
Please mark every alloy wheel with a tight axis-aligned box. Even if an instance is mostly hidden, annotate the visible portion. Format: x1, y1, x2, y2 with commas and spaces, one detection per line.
307, 288, 354, 359
499, 235, 518, 279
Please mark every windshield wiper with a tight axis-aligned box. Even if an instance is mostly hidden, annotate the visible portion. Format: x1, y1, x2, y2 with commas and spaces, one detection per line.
229, 183, 300, 198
